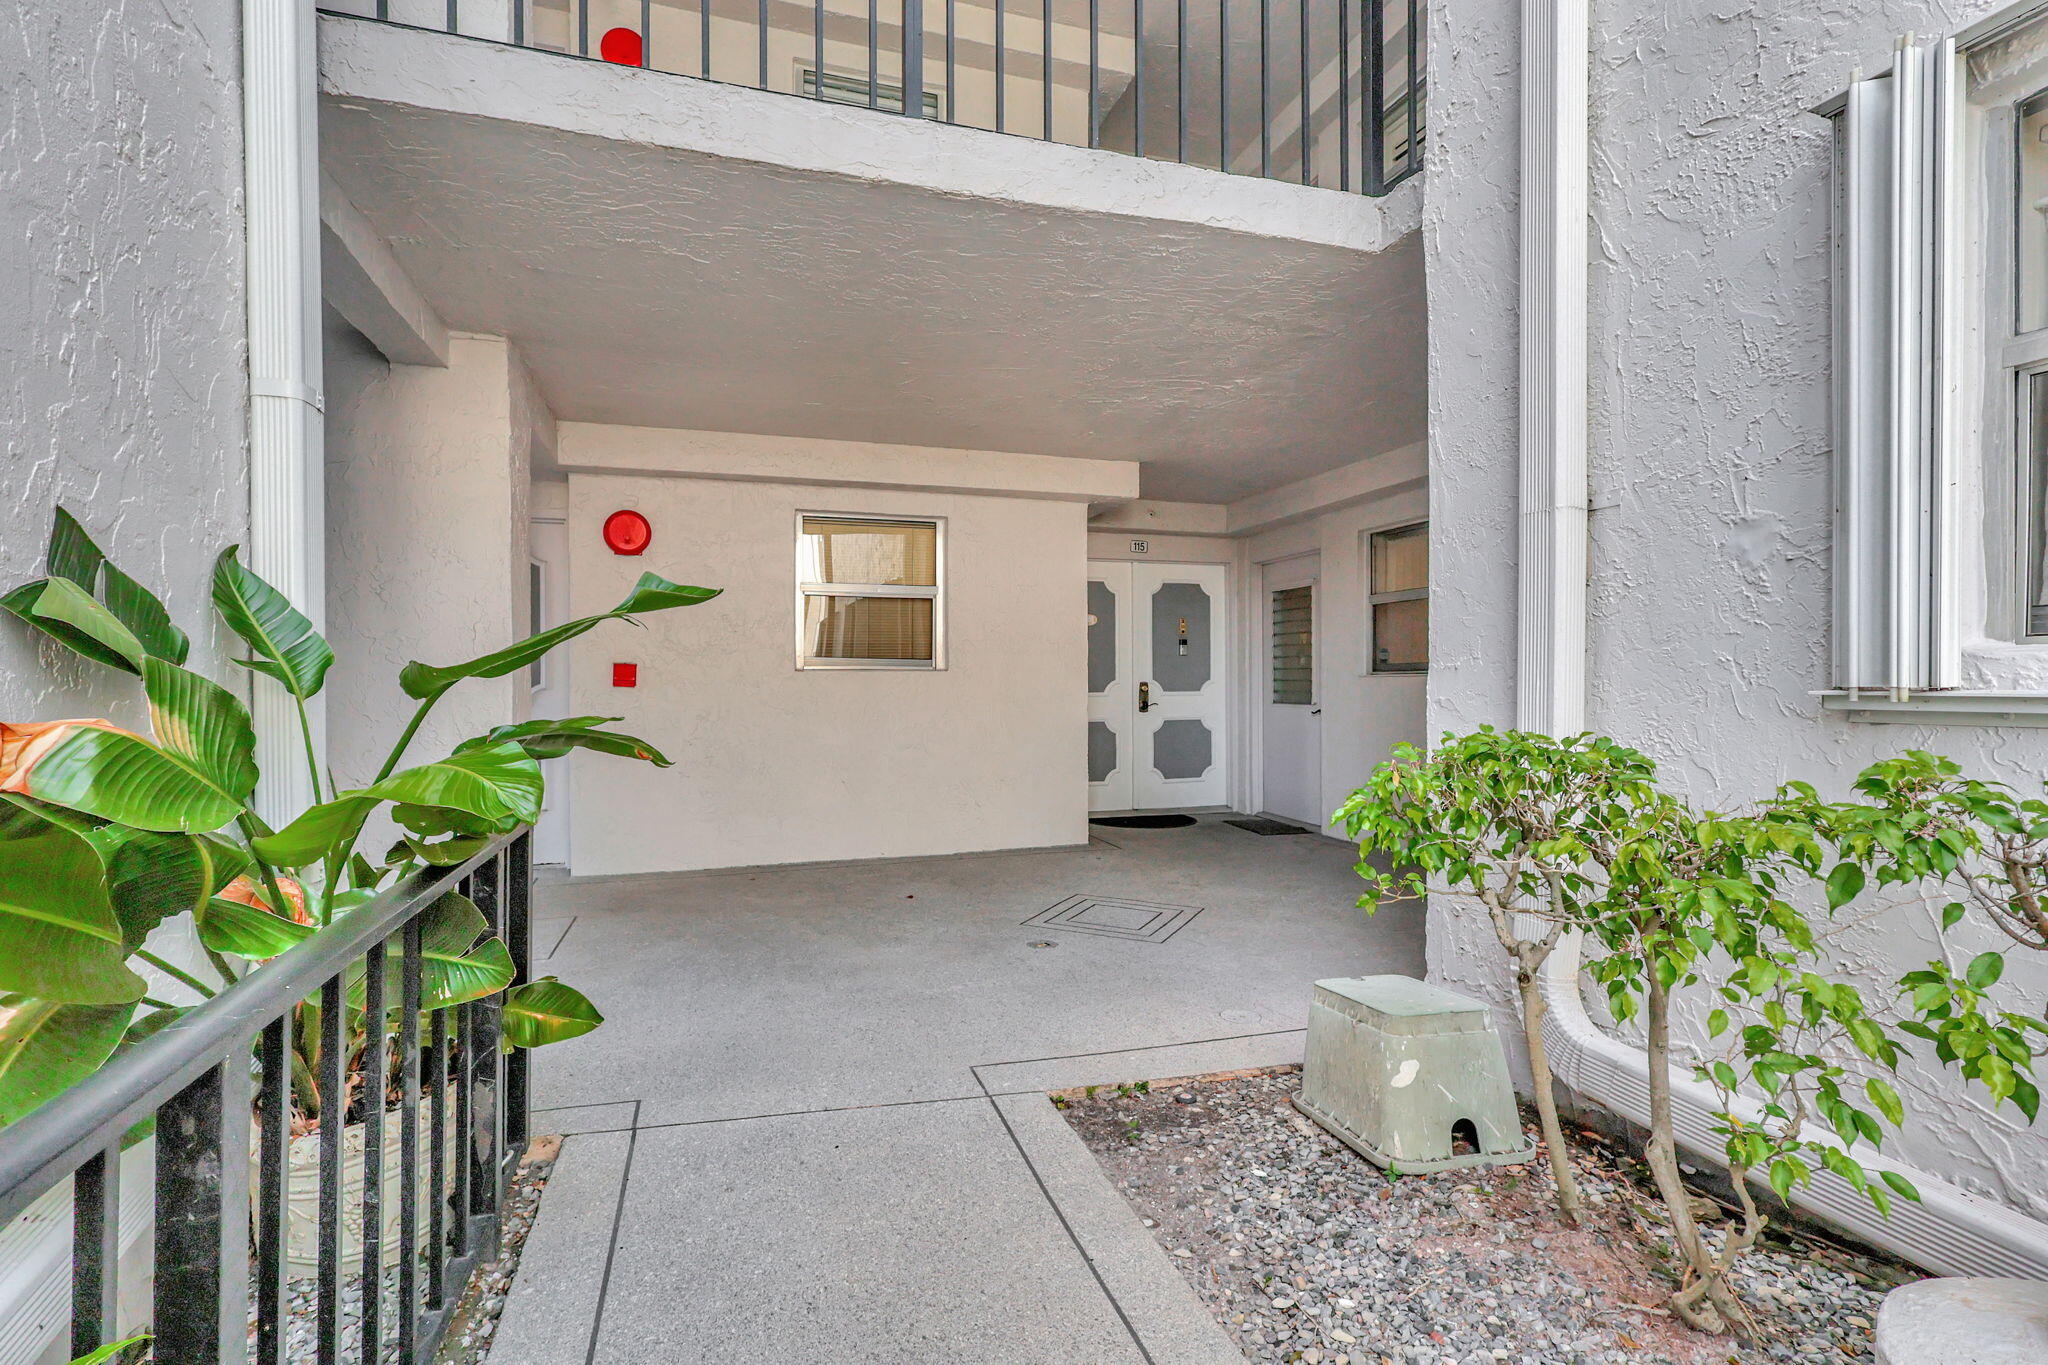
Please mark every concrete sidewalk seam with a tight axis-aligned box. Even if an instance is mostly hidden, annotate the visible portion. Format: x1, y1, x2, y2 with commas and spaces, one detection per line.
583, 1099, 642, 1365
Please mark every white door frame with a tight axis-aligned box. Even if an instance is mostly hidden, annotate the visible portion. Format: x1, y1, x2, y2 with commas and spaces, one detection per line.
529, 517, 572, 865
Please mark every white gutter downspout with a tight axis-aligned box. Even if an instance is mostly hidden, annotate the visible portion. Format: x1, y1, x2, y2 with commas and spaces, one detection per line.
243, 0, 325, 825
1511, 3, 2048, 1279
1515, 0, 1590, 739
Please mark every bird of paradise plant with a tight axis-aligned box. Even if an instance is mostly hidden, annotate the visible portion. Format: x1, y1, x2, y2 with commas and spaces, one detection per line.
0, 506, 719, 1130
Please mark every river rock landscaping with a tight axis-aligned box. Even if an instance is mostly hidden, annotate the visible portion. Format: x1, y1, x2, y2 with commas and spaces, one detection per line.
1059, 1067, 1920, 1365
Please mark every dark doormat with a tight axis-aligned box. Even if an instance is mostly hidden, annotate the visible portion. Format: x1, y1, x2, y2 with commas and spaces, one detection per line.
1089, 814, 1199, 829
1226, 817, 1314, 836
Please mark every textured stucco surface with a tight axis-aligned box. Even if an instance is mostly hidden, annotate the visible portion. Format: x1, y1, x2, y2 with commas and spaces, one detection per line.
314, 15, 1427, 505
1, 3, 248, 725
322, 326, 537, 789
1424, 0, 2048, 1219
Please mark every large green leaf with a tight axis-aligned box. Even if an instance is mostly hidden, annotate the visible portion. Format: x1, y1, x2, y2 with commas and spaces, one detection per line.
100, 562, 188, 664
212, 546, 333, 698
45, 506, 107, 590
2, 510, 187, 670
0, 577, 146, 673
68, 1332, 151, 1365
504, 977, 604, 1048
16, 798, 236, 943
359, 893, 514, 1009
103, 828, 222, 948
255, 746, 542, 868
455, 716, 673, 767
251, 795, 377, 868
195, 896, 315, 960
49, 507, 187, 663
362, 743, 543, 828
142, 658, 258, 802
0, 998, 138, 1125
0, 804, 145, 1004
11, 724, 245, 833
399, 572, 719, 702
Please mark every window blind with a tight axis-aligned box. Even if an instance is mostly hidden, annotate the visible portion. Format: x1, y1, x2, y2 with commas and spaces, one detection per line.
1271, 586, 1315, 704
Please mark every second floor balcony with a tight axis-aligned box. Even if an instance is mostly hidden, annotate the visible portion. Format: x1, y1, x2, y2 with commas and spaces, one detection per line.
323, 0, 1423, 195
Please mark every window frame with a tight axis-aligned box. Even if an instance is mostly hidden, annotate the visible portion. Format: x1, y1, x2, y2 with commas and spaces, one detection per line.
1967, 19, 2048, 645
1365, 520, 1429, 675
793, 510, 947, 671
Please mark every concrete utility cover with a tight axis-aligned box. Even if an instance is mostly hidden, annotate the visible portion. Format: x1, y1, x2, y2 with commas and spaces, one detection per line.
1021, 894, 1204, 942
320, 38, 1425, 504
1875, 1278, 2048, 1364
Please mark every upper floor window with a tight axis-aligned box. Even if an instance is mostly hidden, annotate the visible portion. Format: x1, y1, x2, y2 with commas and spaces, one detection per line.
796, 514, 944, 669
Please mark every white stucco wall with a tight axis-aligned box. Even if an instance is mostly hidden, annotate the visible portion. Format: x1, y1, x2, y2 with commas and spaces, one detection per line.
565, 473, 1088, 874
323, 328, 539, 787
1426, 0, 2048, 1218
1242, 490, 1431, 832
1084, 479, 1430, 832
1, 3, 248, 726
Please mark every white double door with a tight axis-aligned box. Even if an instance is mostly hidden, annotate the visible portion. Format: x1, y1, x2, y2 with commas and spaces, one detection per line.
1087, 561, 1228, 812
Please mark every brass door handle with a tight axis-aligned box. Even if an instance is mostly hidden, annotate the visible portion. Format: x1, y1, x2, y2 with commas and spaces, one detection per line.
1138, 681, 1153, 712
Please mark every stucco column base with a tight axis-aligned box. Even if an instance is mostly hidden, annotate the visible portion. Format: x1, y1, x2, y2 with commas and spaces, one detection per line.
1874, 1277, 2048, 1364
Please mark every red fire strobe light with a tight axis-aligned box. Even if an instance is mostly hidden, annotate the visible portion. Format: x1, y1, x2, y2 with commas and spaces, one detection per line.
599, 27, 644, 66
603, 509, 652, 556
612, 662, 639, 688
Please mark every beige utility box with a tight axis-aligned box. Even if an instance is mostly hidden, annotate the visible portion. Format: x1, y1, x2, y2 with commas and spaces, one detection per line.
1294, 975, 1536, 1174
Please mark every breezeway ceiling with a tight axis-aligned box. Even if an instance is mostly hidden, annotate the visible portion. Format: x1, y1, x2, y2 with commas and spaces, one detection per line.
319, 96, 1425, 504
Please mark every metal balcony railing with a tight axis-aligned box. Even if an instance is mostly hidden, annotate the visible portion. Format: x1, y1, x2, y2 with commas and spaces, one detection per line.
0, 831, 533, 1365
328, 0, 1423, 194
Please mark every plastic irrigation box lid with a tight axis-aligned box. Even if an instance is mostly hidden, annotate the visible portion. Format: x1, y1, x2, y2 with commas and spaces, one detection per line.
1311, 976, 1495, 1036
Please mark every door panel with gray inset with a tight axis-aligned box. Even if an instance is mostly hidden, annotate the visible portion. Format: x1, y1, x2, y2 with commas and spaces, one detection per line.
1132, 562, 1228, 809
1149, 581, 1212, 692
1088, 720, 1119, 784
1151, 719, 1214, 780
1086, 565, 1136, 811
1088, 579, 1119, 695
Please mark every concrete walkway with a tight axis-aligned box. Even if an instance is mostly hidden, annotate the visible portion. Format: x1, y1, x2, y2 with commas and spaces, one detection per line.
491, 817, 1425, 1364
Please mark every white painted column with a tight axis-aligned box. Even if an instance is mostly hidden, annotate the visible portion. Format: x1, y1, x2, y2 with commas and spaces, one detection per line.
1515, 0, 1590, 736
244, 0, 326, 824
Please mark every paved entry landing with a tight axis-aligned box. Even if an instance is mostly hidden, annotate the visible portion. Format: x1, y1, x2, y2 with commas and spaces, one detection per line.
494, 818, 1424, 1364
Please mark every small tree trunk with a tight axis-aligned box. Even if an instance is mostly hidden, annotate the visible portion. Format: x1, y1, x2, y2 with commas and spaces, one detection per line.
1643, 967, 1728, 1335
1515, 954, 1583, 1226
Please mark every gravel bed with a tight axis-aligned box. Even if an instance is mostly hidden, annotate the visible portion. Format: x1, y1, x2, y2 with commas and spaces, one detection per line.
430, 1135, 556, 1365
1060, 1067, 1920, 1365
246, 1136, 556, 1365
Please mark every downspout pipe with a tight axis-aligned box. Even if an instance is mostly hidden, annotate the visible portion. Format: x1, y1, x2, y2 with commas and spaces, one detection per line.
1511, 2, 2048, 1278
243, 0, 325, 826
1515, 0, 1590, 737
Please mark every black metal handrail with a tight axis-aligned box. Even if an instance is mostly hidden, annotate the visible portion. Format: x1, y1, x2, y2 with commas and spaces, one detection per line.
324, 0, 1423, 196
0, 829, 533, 1365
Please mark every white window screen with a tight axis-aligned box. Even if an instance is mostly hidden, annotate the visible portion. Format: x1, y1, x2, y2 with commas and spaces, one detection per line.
798, 515, 943, 667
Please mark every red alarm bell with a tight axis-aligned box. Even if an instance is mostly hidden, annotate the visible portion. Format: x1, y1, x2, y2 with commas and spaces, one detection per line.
599, 27, 644, 65
603, 509, 652, 556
